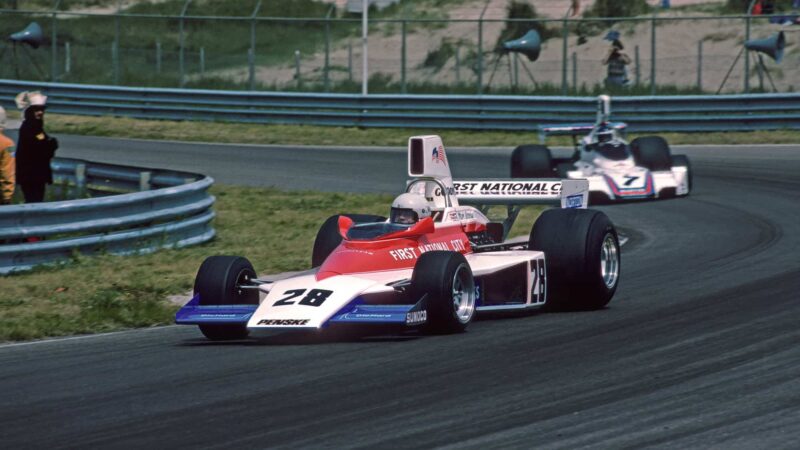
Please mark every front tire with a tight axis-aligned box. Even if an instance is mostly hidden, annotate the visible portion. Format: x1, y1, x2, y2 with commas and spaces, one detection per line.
411, 251, 476, 334
511, 145, 554, 178
630, 136, 672, 172
194, 256, 259, 340
529, 209, 620, 311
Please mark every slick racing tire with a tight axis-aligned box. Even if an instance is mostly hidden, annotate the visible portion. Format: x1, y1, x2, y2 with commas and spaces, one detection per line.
511, 145, 554, 178
671, 154, 692, 195
311, 214, 386, 267
194, 256, 259, 340
630, 136, 672, 172
529, 209, 620, 311
411, 251, 476, 334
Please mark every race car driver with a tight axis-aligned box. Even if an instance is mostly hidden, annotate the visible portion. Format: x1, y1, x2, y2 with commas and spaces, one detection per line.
390, 193, 432, 225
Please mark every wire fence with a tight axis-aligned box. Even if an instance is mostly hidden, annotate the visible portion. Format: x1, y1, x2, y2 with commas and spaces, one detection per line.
0, 1, 798, 95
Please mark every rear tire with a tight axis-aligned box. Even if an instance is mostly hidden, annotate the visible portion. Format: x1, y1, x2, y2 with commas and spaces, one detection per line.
411, 251, 476, 334
194, 256, 259, 340
511, 145, 554, 178
529, 209, 620, 311
630, 136, 672, 171
311, 214, 386, 267
671, 154, 692, 195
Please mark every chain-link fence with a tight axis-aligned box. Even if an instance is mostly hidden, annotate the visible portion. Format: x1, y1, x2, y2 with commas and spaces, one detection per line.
0, 1, 797, 95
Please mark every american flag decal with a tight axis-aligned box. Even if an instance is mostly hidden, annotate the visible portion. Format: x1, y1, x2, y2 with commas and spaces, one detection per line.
431, 145, 447, 166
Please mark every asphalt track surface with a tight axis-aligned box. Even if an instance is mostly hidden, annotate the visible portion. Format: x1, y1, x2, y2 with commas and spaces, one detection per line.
1, 135, 799, 449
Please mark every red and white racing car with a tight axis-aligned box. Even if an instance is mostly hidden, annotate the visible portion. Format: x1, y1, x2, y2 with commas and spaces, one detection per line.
176, 135, 621, 339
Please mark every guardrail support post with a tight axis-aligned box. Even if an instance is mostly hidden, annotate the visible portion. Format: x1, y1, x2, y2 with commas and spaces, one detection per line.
139, 172, 152, 191
75, 164, 86, 197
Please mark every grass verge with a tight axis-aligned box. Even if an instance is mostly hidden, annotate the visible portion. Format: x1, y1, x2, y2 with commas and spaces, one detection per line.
0, 184, 542, 342
45, 113, 800, 147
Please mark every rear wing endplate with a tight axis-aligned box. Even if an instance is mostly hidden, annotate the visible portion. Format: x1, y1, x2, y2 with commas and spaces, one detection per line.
453, 179, 589, 209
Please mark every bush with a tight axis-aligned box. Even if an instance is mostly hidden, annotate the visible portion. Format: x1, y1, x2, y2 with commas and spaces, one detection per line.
585, 0, 650, 17
494, 1, 558, 55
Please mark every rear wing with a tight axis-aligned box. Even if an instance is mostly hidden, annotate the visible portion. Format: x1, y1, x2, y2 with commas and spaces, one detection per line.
453, 179, 588, 209
538, 122, 627, 144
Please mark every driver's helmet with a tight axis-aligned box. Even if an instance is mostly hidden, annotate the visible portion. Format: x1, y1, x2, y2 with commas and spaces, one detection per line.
390, 193, 432, 225
596, 124, 615, 143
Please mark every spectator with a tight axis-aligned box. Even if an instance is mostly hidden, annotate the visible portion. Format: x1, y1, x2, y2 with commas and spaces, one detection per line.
15, 91, 58, 204
603, 39, 632, 87
0, 106, 15, 205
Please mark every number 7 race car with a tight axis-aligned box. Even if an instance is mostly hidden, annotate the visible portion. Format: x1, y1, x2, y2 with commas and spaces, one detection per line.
176, 135, 621, 340
511, 95, 692, 203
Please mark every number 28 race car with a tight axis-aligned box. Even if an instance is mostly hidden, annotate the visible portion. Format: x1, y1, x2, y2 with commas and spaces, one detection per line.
176, 136, 621, 340
511, 95, 692, 203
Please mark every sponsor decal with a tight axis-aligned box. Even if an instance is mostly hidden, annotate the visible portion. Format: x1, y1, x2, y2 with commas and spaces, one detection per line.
453, 182, 561, 196
406, 310, 427, 325
389, 239, 468, 261
565, 194, 583, 209
431, 145, 447, 165
257, 319, 310, 326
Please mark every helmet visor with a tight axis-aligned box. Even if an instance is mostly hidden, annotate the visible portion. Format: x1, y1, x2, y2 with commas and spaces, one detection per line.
390, 207, 418, 225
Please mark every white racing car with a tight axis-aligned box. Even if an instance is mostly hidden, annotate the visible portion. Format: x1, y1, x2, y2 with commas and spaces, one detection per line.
511, 95, 692, 203
176, 135, 621, 340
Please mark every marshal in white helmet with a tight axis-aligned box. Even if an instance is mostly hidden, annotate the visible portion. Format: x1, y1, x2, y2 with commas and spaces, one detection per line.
390, 193, 431, 225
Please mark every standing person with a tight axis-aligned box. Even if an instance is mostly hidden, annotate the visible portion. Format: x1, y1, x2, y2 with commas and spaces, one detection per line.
602, 39, 632, 87
15, 91, 58, 204
0, 106, 15, 205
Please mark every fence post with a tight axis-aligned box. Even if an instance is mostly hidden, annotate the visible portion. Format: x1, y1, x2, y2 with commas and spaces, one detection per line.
477, 17, 484, 94
635, 45, 640, 85
51, 1, 61, 81
455, 45, 461, 85
295, 50, 302, 89
199, 47, 205, 76
64, 42, 71, 75
178, 0, 192, 88
324, 5, 334, 92
112, 42, 119, 85
744, 5, 752, 93
348, 42, 353, 81
249, 1, 262, 91
572, 51, 577, 93
139, 172, 152, 191
697, 40, 703, 91
401, 20, 407, 94
650, 14, 656, 95
155, 41, 161, 74
561, 17, 568, 95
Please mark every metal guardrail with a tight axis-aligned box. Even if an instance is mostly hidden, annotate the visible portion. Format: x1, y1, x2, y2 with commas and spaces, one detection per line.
0, 157, 215, 275
1, 80, 798, 132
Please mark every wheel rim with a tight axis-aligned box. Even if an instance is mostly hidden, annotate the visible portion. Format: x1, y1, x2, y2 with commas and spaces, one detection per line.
451, 263, 476, 324
600, 233, 620, 289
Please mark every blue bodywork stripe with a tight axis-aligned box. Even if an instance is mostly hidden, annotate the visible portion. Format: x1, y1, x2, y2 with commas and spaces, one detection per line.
174, 295, 257, 325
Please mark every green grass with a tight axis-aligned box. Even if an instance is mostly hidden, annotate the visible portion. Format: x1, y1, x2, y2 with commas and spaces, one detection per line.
44, 112, 800, 147
0, 184, 543, 342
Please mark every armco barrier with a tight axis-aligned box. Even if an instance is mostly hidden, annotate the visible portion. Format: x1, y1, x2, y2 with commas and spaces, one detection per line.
0, 157, 215, 274
1, 80, 799, 133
